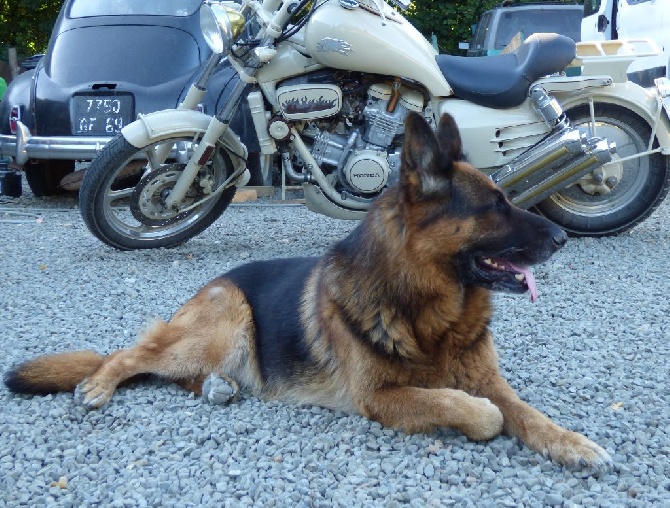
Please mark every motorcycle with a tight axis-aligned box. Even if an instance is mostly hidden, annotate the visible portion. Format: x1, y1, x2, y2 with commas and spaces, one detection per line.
79, 0, 670, 250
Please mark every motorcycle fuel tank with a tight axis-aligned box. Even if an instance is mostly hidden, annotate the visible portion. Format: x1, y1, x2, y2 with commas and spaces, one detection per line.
304, 0, 452, 97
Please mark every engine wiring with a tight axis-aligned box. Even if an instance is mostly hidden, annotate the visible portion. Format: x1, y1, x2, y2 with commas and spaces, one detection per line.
275, 0, 325, 44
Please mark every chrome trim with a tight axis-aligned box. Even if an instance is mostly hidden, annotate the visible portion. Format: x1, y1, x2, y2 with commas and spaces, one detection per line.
0, 121, 112, 165
389, 0, 411, 11
0, 121, 190, 166
654, 77, 670, 97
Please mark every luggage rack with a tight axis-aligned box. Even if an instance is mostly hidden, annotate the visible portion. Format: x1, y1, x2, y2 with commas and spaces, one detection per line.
573, 38, 661, 82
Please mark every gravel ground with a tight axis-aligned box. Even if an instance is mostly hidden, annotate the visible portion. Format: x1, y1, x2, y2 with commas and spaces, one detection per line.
1, 179, 669, 507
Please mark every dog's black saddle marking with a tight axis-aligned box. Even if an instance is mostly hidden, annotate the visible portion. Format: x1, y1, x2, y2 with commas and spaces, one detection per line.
222, 257, 320, 384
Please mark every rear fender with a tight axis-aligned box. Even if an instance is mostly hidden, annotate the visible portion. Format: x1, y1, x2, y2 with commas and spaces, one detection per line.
551, 79, 670, 153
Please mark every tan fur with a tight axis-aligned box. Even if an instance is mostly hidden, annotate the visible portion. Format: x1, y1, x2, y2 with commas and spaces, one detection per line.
6, 113, 610, 469
8, 350, 104, 394
71, 279, 262, 407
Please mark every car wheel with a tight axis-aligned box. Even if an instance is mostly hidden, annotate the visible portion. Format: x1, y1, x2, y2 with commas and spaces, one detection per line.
24, 160, 75, 196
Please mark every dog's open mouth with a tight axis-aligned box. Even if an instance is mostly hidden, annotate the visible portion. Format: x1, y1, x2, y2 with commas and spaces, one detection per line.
474, 256, 538, 302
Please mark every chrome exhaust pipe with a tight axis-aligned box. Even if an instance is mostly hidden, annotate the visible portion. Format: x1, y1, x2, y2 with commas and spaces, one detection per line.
491, 127, 585, 190
509, 137, 617, 208
491, 119, 618, 209
280, 149, 311, 183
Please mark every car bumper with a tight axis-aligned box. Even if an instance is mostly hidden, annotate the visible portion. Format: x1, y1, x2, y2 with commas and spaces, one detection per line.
0, 121, 112, 166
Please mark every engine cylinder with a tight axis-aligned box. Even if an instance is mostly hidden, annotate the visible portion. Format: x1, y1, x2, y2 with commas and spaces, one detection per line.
363, 84, 424, 147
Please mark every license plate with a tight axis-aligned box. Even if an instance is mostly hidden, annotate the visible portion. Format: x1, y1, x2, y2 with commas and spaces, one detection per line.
72, 95, 134, 135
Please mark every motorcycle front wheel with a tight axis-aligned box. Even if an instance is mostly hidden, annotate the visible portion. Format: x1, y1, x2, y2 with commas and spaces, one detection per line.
79, 134, 237, 250
535, 104, 670, 236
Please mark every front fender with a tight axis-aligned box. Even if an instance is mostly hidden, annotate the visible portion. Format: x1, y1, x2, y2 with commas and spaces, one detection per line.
0, 70, 35, 134
553, 80, 670, 153
121, 109, 247, 163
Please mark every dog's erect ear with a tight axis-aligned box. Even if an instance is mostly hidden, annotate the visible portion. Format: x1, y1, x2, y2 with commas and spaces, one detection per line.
401, 112, 454, 199
435, 113, 463, 168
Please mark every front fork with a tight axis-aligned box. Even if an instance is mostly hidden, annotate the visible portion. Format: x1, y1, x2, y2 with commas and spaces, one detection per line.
142, 51, 252, 208
150, 53, 219, 167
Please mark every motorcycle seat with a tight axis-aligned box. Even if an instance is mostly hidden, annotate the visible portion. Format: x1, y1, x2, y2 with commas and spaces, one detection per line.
435, 33, 576, 109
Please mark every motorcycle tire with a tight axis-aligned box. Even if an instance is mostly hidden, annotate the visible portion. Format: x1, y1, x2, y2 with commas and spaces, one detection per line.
79, 134, 237, 250
535, 105, 670, 236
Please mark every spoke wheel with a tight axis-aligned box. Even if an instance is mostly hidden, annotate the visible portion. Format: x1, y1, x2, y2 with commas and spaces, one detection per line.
535, 105, 670, 236
79, 134, 237, 250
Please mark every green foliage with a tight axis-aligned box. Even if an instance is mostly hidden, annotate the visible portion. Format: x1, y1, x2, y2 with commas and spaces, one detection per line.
0, 0, 572, 65
0, 0, 64, 61
405, 0, 500, 54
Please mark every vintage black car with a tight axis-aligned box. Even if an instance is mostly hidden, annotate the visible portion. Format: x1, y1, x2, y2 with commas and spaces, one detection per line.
0, 0, 261, 196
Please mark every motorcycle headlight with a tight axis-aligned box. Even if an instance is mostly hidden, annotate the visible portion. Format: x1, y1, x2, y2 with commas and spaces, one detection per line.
200, 2, 246, 54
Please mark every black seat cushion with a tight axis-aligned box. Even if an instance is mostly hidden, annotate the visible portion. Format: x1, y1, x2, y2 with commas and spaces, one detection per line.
435, 33, 576, 109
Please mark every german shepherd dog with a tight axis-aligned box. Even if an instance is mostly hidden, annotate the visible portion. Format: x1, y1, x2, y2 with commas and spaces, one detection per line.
5, 113, 611, 469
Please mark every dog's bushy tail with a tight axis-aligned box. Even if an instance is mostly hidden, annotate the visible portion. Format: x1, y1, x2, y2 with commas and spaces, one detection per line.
4, 351, 104, 395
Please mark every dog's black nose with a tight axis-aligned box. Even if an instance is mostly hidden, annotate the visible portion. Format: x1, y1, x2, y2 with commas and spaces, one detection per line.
553, 229, 568, 249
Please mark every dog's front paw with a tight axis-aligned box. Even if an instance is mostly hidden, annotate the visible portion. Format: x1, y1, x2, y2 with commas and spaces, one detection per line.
461, 397, 504, 441
202, 373, 238, 405
545, 430, 612, 471
74, 378, 114, 409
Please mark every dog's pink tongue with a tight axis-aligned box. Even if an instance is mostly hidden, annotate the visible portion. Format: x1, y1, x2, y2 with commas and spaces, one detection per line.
511, 264, 538, 303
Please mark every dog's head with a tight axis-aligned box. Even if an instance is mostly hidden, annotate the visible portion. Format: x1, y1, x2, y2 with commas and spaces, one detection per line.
398, 112, 567, 301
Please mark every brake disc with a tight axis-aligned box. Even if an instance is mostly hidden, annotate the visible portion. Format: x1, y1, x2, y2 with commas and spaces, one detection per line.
130, 164, 199, 226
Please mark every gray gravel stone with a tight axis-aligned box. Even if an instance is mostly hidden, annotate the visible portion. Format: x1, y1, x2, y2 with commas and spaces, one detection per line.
1, 186, 669, 506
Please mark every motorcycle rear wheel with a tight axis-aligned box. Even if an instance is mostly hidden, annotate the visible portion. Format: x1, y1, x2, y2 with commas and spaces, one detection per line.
79, 134, 236, 250
535, 105, 670, 236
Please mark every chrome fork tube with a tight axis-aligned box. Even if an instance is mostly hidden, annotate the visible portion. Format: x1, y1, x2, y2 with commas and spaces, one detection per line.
164, 80, 253, 208
195, 53, 224, 91
150, 53, 222, 170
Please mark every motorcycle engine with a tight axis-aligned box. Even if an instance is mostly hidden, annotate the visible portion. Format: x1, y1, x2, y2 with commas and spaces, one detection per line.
276, 75, 424, 196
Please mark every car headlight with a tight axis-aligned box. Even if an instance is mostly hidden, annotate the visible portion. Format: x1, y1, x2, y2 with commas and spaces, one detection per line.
200, 2, 246, 54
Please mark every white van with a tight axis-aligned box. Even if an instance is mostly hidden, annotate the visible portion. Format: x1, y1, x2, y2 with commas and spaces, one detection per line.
582, 0, 669, 86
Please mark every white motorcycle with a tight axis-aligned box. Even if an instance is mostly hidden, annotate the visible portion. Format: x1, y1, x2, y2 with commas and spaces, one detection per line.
79, 0, 670, 250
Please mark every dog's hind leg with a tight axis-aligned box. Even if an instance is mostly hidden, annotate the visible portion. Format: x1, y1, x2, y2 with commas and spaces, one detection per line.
174, 372, 239, 405
75, 279, 258, 409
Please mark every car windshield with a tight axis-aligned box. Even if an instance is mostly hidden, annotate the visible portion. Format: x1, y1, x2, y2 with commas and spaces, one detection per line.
494, 9, 582, 49
69, 0, 203, 18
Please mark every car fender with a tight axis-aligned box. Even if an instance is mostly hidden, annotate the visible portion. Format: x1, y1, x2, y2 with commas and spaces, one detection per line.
0, 70, 35, 134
